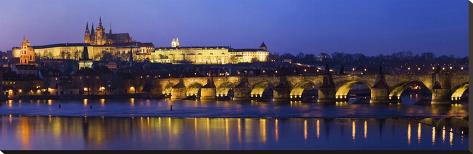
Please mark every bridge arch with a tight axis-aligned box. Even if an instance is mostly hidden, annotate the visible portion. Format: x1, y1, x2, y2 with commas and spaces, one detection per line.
163, 82, 174, 96
451, 83, 468, 101
290, 80, 317, 100
389, 80, 431, 100
251, 81, 273, 99
217, 82, 236, 97
186, 82, 203, 97
335, 81, 371, 99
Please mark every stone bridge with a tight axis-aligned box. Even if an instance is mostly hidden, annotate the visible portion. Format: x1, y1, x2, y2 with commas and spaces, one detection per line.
155, 68, 468, 104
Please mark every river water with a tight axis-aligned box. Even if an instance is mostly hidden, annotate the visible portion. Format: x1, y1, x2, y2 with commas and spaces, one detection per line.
0, 97, 468, 150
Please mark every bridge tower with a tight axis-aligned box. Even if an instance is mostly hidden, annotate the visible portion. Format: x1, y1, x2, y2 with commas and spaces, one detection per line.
171, 78, 187, 100
317, 64, 336, 103
200, 77, 217, 101
431, 69, 452, 104
272, 76, 291, 102
370, 66, 390, 103
233, 76, 251, 101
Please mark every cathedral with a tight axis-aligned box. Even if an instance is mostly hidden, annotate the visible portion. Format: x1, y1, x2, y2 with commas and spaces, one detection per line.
84, 17, 133, 45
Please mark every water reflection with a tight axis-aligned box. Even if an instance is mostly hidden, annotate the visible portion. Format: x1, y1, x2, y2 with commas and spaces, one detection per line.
407, 122, 411, 145
0, 116, 467, 150
352, 120, 356, 142
0, 98, 468, 118
417, 123, 421, 144
364, 120, 367, 139
432, 127, 436, 145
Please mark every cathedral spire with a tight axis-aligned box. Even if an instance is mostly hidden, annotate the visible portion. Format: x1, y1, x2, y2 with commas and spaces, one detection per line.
85, 22, 90, 33
99, 16, 103, 27
109, 24, 112, 35
91, 23, 95, 35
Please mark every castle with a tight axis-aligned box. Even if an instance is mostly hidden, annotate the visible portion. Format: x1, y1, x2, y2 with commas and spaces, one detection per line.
12, 18, 269, 65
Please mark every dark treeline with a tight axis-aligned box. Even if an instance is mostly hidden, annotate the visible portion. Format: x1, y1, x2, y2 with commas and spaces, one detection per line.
270, 51, 467, 66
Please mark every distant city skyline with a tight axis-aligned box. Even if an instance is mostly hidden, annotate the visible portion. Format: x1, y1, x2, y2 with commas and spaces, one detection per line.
0, 0, 468, 57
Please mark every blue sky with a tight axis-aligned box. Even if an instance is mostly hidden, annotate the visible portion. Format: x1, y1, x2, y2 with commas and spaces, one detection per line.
0, 0, 468, 56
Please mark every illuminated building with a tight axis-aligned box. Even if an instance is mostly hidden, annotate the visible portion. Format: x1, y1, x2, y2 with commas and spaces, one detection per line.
152, 39, 269, 64
12, 18, 154, 62
11, 18, 269, 64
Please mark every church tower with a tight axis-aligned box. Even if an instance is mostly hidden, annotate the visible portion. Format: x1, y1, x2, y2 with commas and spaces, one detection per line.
84, 22, 91, 44
171, 37, 180, 48
260, 42, 267, 51
95, 17, 106, 45
18, 37, 36, 64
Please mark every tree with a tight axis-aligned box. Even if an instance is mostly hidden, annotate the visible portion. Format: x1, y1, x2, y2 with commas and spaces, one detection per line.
100, 52, 115, 62
60, 51, 66, 59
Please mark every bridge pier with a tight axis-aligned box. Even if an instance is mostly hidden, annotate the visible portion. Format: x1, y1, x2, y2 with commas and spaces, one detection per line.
370, 88, 389, 103
370, 66, 390, 103
200, 78, 217, 101
317, 64, 336, 103
431, 88, 451, 104
431, 70, 452, 104
171, 78, 187, 100
317, 88, 336, 103
272, 77, 290, 102
232, 77, 251, 101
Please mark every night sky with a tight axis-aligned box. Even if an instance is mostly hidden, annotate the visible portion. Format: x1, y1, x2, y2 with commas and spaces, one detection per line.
0, 0, 468, 56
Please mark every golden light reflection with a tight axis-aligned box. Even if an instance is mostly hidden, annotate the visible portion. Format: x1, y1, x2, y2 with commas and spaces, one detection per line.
130, 98, 135, 107
194, 118, 198, 132
316, 119, 320, 139
17, 117, 31, 149
225, 119, 229, 145
442, 126, 446, 143
407, 122, 411, 145
83, 99, 88, 106
352, 120, 356, 142
206, 118, 210, 140
238, 118, 242, 143
275, 119, 279, 142
417, 123, 421, 143
47, 99, 53, 106
168, 117, 172, 135
260, 119, 267, 144
100, 99, 106, 106
363, 120, 367, 139
51, 116, 61, 139
7, 100, 13, 108
304, 119, 308, 141
449, 128, 453, 146
8, 114, 13, 124
432, 127, 436, 145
